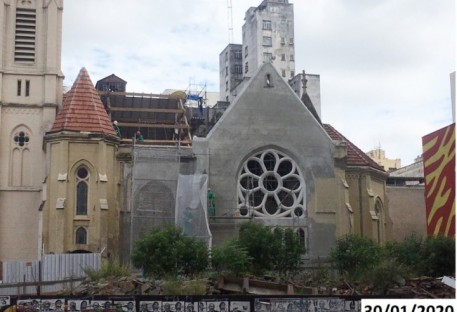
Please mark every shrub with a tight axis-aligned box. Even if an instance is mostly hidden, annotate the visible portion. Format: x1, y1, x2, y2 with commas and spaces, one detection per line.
272, 227, 305, 275
362, 258, 410, 295
419, 235, 455, 277
330, 234, 381, 277
211, 239, 251, 276
385, 234, 423, 275
237, 222, 305, 275
131, 226, 209, 278
84, 258, 131, 281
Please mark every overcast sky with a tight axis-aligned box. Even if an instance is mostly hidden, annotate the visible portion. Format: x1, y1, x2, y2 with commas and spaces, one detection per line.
62, 0, 455, 166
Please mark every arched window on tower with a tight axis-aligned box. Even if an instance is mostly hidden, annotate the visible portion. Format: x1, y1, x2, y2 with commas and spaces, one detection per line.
76, 167, 89, 215
75, 227, 87, 245
10, 127, 31, 187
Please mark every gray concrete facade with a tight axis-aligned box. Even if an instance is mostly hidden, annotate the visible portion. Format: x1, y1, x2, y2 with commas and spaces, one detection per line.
219, 44, 243, 102
289, 73, 322, 120
194, 63, 343, 260
243, 0, 295, 80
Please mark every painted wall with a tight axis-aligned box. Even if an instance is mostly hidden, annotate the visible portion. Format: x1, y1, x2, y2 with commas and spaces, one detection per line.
43, 135, 119, 255
386, 186, 427, 240
422, 123, 455, 237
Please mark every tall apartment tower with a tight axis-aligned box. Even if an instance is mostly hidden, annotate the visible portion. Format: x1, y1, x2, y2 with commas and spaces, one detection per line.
219, 44, 243, 102
243, 0, 295, 80
220, 0, 295, 102
0, 0, 63, 261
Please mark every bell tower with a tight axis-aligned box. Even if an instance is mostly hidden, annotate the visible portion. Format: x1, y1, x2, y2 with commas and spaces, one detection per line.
0, 0, 63, 261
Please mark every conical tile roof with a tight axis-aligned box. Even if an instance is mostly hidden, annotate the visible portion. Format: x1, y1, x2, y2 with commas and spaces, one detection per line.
51, 67, 116, 135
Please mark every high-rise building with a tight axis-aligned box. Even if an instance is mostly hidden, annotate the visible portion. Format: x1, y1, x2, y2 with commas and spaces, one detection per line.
219, 0, 322, 122
0, 0, 63, 261
242, 0, 295, 80
220, 0, 295, 102
219, 44, 243, 102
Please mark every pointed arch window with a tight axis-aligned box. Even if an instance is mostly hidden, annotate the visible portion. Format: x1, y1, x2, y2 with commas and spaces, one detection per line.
75, 227, 87, 245
76, 167, 89, 215
374, 199, 383, 243
10, 127, 32, 186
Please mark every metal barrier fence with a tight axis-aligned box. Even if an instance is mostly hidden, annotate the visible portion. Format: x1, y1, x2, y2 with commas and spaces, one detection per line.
1, 254, 101, 296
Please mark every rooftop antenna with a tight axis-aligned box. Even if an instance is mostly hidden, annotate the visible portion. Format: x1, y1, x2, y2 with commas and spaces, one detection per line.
227, 0, 234, 43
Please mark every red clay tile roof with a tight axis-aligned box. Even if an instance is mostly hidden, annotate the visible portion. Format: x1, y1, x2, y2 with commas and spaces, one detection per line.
51, 67, 116, 136
323, 124, 385, 171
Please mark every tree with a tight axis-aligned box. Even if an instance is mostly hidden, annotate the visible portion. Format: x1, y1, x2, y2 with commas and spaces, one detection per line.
131, 226, 209, 278
385, 234, 423, 275
237, 222, 305, 275
211, 239, 251, 276
330, 234, 381, 277
419, 235, 455, 277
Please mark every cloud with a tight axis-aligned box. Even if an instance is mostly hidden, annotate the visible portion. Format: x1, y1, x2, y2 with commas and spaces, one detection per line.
62, 0, 455, 166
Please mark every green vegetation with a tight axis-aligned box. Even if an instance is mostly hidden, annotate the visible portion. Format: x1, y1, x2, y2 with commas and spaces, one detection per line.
130, 224, 454, 296
161, 278, 207, 295
237, 222, 305, 276
330, 233, 455, 292
131, 226, 209, 278
330, 234, 382, 277
211, 238, 252, 276
419, 235, 455, 277
84, 258, 131, 281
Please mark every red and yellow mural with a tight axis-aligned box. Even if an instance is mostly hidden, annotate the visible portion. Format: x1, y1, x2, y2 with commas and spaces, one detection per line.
422, 123, 455, 237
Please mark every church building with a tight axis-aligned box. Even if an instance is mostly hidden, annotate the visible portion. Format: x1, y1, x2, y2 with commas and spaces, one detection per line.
0, 0, 393, 264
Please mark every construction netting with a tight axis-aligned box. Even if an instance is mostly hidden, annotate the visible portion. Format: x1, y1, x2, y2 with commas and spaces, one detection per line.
125, 145, 212, 260
175, 174, 212, 247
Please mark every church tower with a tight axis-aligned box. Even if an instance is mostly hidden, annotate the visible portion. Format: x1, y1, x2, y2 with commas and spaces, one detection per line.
43, 67, 120, 255
0, 0, 63, 261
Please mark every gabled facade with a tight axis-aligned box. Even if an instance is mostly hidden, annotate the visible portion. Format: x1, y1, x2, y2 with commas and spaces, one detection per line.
195, 64, 353, 260
0, 0, 63, 261
95, 74, 127, 92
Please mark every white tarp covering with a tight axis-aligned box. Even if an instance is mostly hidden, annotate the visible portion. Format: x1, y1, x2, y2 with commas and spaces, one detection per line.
175, 174, 212, 247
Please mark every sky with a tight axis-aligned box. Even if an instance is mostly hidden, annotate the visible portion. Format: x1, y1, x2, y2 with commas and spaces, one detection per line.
62, 0, 456, 166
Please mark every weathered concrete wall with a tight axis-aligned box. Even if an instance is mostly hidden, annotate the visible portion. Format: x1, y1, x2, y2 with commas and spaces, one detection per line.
126, 146, 196, 255
243, 1, 295, 80
196, 64, 342, 260
346, 170, 392, 244
387, 186, 427, 240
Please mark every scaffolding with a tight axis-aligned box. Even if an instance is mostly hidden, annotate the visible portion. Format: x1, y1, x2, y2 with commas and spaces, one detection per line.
99, 91, 192, 146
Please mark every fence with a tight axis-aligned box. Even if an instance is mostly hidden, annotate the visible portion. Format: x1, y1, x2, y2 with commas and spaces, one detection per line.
0, 253, 101, 295
0, 295, 363, 312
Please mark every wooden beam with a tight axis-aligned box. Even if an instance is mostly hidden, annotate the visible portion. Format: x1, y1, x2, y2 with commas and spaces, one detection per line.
99, 91, 171, 98
120, 138, 192, 146
118, 122, 189, 129
110, 107, 185, 114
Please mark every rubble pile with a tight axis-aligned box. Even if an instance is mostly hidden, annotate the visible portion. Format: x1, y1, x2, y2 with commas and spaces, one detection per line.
58, 275, 158, 296
387, 277, 455, 298
57, 275, 455, 298
58, 276, 217, 296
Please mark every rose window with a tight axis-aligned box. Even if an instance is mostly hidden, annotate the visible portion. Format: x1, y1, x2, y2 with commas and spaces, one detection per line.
237, 149, 305, 218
